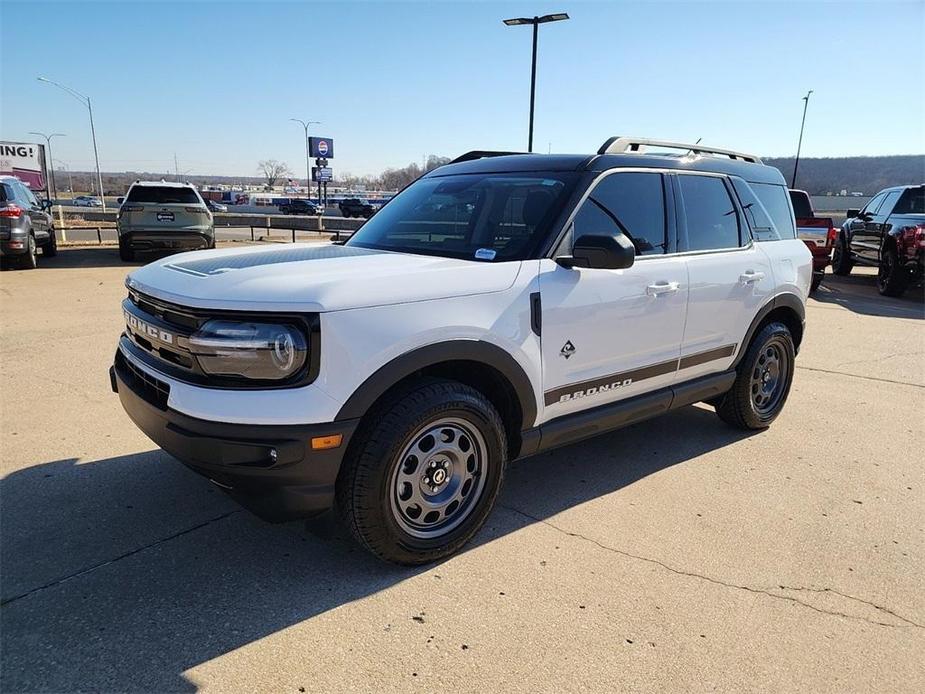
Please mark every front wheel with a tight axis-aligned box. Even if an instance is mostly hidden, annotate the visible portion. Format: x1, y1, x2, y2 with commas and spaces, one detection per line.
830, 237, 853, 276
716, 322, 795, 430
336, 379, 507, 565
42, 229, 58, 257
877, 245, 907, 297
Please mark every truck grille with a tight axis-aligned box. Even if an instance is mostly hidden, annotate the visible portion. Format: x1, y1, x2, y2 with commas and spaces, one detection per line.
124, 290, 200, 374
115, 348, 170, 410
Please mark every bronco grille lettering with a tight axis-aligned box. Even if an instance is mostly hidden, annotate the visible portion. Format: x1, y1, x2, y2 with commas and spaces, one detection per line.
125, 311, 174, 345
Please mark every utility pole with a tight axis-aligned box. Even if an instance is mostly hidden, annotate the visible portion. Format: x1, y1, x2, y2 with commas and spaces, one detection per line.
290, 118, 320, 195
503, 13, 569, 152
29, 131, 66, 201
791, 90, 813, 188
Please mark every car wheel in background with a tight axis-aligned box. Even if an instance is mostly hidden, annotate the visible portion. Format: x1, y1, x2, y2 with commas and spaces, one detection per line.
877, 245, 907, 297
810, 270, 824, 292
118, 237, 135, 262
42, 229, 58, 257
716, 322, 795, 430
19, 234, 38, 270
336, 379, 507, 565
830, 237, 853, 276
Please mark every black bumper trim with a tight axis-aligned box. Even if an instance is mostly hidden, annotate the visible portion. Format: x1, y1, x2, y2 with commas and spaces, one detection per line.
111, 359, 359, 522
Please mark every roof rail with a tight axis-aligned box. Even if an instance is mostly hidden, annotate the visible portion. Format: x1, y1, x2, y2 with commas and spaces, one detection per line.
598, 137, 762, 164
450, 150, 526, 164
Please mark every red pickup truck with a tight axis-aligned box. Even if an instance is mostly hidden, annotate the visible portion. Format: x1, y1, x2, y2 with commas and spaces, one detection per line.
789, 189, 836, 292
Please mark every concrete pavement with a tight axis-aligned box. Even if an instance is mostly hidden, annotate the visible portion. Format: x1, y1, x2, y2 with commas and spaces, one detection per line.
1, 248, 922, 692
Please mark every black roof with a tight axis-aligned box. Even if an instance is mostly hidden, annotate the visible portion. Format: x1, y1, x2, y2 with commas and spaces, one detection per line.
428, 152, 785, 185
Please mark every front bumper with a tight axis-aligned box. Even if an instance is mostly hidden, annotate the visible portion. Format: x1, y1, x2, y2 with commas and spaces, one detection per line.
118, 229, 213, 251
111, 349, 359, 522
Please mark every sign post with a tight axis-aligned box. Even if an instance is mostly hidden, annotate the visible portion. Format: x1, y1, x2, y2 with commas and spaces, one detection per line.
308, 137, 334, 211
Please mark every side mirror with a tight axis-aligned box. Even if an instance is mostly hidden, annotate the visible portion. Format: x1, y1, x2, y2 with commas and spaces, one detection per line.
41, 199, 53, 212
846, 208, 860, 219
557, 233, 636, 270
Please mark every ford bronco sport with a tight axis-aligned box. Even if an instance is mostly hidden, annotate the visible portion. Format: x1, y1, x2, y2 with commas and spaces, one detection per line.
110, 137, 811, 564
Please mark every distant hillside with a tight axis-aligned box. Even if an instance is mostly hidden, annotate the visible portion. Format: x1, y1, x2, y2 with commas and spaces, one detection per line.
763, 155, 924, 196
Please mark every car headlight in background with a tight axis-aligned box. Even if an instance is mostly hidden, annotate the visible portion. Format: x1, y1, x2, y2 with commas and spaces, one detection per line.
188, 320, 307, 380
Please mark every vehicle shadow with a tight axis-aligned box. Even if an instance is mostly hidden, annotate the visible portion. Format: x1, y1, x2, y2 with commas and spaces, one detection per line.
813, 271, 924, 319
1, 405, 753, 692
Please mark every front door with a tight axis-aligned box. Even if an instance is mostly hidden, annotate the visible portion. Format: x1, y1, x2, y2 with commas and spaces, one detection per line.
539, 170, 688, 422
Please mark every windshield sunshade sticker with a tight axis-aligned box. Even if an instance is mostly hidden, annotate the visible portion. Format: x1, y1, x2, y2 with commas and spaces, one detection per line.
474, 248, 497, 261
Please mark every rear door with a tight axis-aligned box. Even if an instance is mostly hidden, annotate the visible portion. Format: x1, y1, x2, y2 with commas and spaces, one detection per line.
121, 185, 209, 230
675, 173, 773, 382
539, 169, 688, 420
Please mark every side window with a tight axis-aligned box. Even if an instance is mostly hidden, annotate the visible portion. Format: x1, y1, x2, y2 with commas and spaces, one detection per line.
678, 175, 741, 251
862, 192, 887, 215
750, 183, 796, 240
16, 181, 37, 206
876, 191, 901, 217
731, 178, 778, 241
572, 172, 667, 255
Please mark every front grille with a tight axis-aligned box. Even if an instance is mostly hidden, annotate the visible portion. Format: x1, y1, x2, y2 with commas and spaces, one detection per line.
116, 349, 170, 410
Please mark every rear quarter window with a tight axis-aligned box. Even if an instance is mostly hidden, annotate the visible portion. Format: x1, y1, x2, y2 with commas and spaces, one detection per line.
126, 186, 201, 204
0, 183, 10, 202
749, 183, 796, 240
893, 187, 925, 214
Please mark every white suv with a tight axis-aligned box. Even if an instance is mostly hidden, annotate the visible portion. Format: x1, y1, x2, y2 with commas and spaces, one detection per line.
110, 137, 811, 564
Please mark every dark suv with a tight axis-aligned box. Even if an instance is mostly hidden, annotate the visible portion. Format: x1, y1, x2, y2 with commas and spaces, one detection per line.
338, 197, 374, 218
0, 176, 57, 269
278, 199, 318, 215
833, 185, 924, 296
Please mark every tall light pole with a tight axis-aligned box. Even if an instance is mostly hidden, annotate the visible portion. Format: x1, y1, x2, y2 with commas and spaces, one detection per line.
503, 13, 569, 153
54, 160, 73, 194
290, 118, 320, 195
28, 131, 65, 201
37, 77, 106, 211
791, 89, 813, 188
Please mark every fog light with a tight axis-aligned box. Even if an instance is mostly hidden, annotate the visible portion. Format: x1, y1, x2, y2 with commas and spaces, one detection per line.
311, 434, 343, 450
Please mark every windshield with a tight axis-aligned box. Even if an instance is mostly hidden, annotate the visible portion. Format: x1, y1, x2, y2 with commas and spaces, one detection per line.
347, 172, 577, 261
126, 186, 201, 204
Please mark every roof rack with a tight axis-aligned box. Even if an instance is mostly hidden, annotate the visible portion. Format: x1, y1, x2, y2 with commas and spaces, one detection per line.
598, 137, 762, 164
450, 150, 526, 164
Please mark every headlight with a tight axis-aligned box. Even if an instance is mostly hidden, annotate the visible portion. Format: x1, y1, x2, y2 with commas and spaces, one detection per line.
188, 320, 307, 381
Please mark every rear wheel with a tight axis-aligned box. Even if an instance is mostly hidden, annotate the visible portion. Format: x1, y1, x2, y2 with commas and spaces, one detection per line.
20, 234, 38, 270
336, 379, 507, 565
830, 236, 853, 276
42, 228, 58, 257
877, 244, 907, 297
716, 322, 795, 430
118, 237, 135, 262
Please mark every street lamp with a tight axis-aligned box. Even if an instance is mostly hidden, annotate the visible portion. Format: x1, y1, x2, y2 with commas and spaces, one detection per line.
54, 160, 73, 194
290, 118, 321, 195
503, 12, 569, 152
791, 89, 813, 188
28, 131, 65, 201
37, 76, 106, 211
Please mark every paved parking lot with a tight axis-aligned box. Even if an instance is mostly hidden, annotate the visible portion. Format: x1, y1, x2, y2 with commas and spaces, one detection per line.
1, 246, 923, 692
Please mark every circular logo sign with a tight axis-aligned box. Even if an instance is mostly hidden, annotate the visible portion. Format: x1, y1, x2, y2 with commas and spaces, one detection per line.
318, 140, 329, 156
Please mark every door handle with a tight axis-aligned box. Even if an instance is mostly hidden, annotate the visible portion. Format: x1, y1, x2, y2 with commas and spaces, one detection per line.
739, 271, 765, 284
646, 281, 680, 296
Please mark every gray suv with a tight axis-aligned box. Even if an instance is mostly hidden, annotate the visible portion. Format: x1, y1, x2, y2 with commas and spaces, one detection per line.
0, 176, 57, 269
117, 181, 214, 261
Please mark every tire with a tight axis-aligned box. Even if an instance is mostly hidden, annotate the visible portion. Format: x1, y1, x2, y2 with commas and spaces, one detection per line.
42, 229, 58, 257
336, 379, 507, 565
810, 270, 824, 292
20, 234, 38, 270
830, 236, 853, 276
118, 237, 135, 262
716, 322, 795, 430
877, 244, 907, 297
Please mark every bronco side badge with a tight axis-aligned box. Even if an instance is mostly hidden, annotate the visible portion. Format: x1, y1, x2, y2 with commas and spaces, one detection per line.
560, 341, 576, 359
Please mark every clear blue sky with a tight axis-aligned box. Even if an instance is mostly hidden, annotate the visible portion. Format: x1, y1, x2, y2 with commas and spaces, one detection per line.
2, 0, 923, 178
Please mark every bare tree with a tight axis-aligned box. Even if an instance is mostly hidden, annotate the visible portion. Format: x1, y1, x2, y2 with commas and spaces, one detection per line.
257, 160, 292, 189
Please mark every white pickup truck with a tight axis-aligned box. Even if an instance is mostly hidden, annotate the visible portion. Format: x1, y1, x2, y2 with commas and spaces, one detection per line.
110, 137, 811, 564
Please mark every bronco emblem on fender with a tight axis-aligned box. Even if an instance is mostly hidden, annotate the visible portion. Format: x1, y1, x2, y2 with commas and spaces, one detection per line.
560, 341, 576, 359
